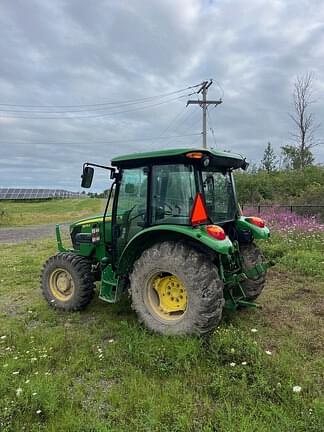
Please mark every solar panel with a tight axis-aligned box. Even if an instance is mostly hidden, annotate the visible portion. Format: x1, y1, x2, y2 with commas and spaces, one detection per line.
0, 188, 83, 200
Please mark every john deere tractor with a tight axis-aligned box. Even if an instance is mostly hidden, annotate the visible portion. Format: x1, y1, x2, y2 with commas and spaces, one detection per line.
41, 148, 272, 336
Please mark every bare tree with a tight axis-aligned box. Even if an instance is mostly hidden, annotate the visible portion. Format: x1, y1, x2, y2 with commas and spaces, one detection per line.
282, 72, 322, 169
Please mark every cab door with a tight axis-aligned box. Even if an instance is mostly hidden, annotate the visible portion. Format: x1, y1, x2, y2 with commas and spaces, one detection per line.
115, 167, 148, 257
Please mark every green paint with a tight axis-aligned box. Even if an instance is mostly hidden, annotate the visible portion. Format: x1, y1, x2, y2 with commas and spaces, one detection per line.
111, 147, 244, 165
52, 147, 273, 309
117, 224, 234, 275
235, 216, 270, 239
55, 225, 68, 253
100, 264, 119, 303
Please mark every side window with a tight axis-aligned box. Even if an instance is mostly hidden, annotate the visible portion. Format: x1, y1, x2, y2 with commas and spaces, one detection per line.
117, 168, 148, 242
151, 164, 195, 225
202, 171, 236, 221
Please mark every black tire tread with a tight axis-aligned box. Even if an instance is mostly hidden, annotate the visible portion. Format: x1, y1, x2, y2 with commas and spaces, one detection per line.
240, 243, 266, 300
40, 252, 95, 311
130, 241, 224, 336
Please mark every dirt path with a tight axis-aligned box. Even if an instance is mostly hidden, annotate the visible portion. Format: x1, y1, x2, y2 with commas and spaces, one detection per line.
0, 224, 69, 244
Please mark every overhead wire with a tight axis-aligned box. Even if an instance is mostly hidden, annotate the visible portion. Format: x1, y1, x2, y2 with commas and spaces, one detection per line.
0, 94, 189, 120
0, 83, 203, 110
0, 132, 202, 146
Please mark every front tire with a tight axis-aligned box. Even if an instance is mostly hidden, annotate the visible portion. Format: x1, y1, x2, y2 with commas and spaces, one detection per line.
41, 253, 95, 311
130, 242, 224, 336
240, 243, 267, 300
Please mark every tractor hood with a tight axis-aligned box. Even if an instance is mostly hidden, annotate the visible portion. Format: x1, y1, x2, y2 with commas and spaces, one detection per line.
71, 214, 106, 229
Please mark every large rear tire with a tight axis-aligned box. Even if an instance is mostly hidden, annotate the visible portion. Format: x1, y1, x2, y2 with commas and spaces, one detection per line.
240, 243, 267, 301
130, 242, 224, 336
41, 253, 95, 311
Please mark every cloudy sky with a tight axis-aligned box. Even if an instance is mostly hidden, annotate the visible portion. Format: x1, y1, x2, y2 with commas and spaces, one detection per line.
0, 0, 323, 191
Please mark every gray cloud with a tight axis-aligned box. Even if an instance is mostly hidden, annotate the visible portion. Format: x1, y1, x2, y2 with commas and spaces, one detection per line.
0, 0, 323, 191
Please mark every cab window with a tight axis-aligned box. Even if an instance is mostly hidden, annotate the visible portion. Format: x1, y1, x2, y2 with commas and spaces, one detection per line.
151, 164, 195, 225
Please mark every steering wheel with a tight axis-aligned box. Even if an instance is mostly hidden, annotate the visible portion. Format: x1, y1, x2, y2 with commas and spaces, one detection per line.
160, 201, 173, 215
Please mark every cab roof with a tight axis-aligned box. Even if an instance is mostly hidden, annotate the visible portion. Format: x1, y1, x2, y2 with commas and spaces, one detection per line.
111, 148, 248, 170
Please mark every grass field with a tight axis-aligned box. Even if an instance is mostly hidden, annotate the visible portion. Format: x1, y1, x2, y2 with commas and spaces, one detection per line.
0, 198, 104, 227
0, 229, 323, 431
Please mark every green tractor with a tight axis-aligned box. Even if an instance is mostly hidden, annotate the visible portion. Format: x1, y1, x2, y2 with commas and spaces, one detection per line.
41, 148, 272, 336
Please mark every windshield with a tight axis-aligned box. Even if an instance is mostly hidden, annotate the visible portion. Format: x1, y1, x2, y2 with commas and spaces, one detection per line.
201, 169, 237, 223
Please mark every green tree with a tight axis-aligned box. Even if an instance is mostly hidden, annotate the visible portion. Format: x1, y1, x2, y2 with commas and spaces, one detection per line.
281, 145, 314, 170
260, 142, 278, 173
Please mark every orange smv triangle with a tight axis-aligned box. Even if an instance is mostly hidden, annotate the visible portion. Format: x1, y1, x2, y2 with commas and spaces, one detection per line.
190, 193, 208, 225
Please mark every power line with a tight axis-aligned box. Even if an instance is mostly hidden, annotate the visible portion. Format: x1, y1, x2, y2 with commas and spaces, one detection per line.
0, 94, 189, 120
153, 106, 188, 143
0, 84, 203, 110
0, 132, 202, 146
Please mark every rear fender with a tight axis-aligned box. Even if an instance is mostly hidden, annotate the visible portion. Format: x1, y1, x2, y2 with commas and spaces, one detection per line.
116, 225, 233, 276
235, 216, 270, 240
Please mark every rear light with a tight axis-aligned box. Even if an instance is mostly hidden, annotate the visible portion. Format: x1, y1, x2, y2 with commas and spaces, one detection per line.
186, 152, 203, 159
246, 216, 265, 228
206, 225, 226, 240
190, 193, 208, 225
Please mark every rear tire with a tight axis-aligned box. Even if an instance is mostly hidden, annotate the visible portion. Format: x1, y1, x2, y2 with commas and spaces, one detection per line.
41, 253, 95, 311
240, 243, 266, 300
130, 241, 224, 336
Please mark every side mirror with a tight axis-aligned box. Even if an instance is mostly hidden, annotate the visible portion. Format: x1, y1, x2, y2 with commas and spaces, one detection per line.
125, 183, 135, 194
241, 160, 249, 171
81, 166, 94, 188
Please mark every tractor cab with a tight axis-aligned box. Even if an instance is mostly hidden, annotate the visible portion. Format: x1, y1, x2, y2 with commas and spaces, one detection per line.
109, 149, 243, 252
43, 148, 273, 336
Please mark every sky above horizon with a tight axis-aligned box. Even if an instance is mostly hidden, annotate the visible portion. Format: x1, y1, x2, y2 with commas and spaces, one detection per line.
0, 0, 323, 191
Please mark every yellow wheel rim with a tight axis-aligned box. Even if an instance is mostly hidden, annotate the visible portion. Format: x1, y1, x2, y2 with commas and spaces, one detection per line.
49, 268, 75, 302
146, 273, 188, 322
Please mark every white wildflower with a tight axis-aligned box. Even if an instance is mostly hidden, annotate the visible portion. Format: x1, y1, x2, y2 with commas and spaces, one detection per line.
36, 409, 42, 414
230, 348, 235, 353
31, 357, 37, 362
293, 386, 302, 393
25, 379, 30, 384
251, 328, 258, 333
108, 339, 114, 343
241, 361, 247, 365
3, 364, 8, 368
16, 388, 23, 397
230, 362, 236, 367
0, 335, 7, 340
12, 371, 19, 375
32, 392, 37, 396
265, 350, 272, 355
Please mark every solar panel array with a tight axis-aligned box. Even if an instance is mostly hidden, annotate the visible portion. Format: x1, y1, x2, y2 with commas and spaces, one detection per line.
0, 188, 83, 200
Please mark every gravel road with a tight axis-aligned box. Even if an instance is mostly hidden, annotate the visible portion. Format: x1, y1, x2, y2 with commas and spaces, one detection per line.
0, 224, 70, 244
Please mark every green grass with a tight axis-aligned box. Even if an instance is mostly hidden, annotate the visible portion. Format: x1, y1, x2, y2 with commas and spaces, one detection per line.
0, 198, 104, 227
0, 233, 323, 431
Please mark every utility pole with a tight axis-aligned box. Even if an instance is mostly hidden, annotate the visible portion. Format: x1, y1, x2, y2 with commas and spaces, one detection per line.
187, 80, 222, 148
